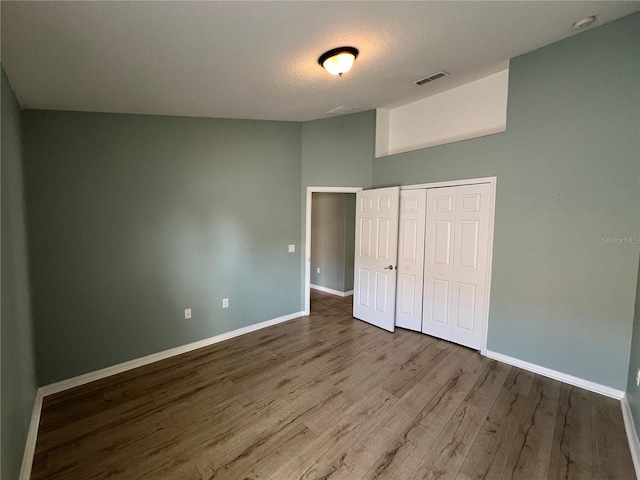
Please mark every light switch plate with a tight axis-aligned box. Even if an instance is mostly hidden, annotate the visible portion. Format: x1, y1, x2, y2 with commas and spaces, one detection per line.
288, 244, 295, 253
184, 308, 192, 319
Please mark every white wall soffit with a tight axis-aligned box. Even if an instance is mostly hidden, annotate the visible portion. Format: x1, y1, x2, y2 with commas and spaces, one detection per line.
376, 67, 509, 158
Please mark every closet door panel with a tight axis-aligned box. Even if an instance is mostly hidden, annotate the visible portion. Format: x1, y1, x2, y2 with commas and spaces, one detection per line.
395, 190, 426, 331
422, 187, 456, 340
449, 183, 491, 349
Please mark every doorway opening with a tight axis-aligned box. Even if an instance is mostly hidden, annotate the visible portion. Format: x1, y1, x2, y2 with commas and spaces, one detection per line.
304, 187, 362, 316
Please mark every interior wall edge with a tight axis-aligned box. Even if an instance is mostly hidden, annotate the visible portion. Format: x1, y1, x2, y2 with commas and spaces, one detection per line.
1, 64, 39, 480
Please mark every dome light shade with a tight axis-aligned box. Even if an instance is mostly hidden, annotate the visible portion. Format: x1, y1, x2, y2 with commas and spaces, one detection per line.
318, 47, 359, 77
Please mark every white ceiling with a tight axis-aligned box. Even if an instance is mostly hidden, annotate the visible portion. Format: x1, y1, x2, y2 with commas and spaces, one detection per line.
2, 1, 639, 121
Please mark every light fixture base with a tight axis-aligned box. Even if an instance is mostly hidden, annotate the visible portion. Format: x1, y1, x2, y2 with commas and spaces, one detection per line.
572, 16, 596, 30
318, 46, 359, 77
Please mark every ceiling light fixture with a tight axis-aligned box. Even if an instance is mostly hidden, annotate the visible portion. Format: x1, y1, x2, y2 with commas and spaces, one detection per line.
572, 16, 596, 30
318, 47, 359, 77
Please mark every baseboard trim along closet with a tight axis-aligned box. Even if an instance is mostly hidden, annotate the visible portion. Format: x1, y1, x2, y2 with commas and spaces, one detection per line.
622, 395, 640, 479
485, 350, 625, 400
310, 284, 354, 297
19, 310, 305, 479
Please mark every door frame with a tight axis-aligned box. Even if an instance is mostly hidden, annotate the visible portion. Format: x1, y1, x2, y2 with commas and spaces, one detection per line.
304, 186, 363, 316
401, 176, 497, 355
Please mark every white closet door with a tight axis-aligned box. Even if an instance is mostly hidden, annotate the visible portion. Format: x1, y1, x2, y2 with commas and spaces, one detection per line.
449, 183, 491, 349
395, 190, 426, 331
353, 187, 400, 332
422, 187, 456, 340
422, 183, 491, 350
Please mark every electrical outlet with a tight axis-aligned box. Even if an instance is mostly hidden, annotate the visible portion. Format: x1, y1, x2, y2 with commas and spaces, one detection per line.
223, 298, 229, 309
636, 368, 640, 387
288, 244, 296, 253
184, 308, 191, 319
317, 267, 320, 273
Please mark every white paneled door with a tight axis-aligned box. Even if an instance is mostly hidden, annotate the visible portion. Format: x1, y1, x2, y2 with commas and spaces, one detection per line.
395, 190, 426, 332
422, 183, 492, 349
353, 187, 400, 332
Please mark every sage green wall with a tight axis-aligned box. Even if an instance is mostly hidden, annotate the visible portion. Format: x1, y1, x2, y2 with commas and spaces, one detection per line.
301, 110, 375, 190
22, 110, 302, 384
310, 192, 355, 293
1, 67, 37, 480
373, 13, 640, 390
627, 255, 640, 437
301, 110, 375, 299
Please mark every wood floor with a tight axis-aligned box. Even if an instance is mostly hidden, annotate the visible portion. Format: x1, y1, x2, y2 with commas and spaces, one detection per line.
31, 290, 635, 480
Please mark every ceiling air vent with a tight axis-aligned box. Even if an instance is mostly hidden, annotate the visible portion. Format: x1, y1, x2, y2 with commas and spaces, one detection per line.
326, 105, 359, 116
414, 70, 449, 86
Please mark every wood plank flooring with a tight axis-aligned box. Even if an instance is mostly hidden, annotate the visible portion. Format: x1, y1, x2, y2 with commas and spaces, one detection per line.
31, 290, 635, 479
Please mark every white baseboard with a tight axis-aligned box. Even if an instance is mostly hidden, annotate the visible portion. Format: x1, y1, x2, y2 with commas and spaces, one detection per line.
622, 395, 640, 479
19, 390, 43, 480
40, 311, 305, 396
485, 350, 625, 400
20, 310, 305, 477
310, 284, 354, 297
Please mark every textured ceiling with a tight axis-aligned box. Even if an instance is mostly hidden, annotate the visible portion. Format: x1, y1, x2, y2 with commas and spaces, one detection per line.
2, 1, 639, 121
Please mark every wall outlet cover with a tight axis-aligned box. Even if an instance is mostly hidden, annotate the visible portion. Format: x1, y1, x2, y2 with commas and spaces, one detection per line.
288, 244, 295, 253
223, 298, 229, 308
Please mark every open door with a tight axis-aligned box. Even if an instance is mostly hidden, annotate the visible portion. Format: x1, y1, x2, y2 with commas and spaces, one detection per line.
353, 187, 400, 332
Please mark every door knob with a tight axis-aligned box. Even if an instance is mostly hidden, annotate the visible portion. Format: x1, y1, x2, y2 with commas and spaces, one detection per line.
384, 265, 394, 270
